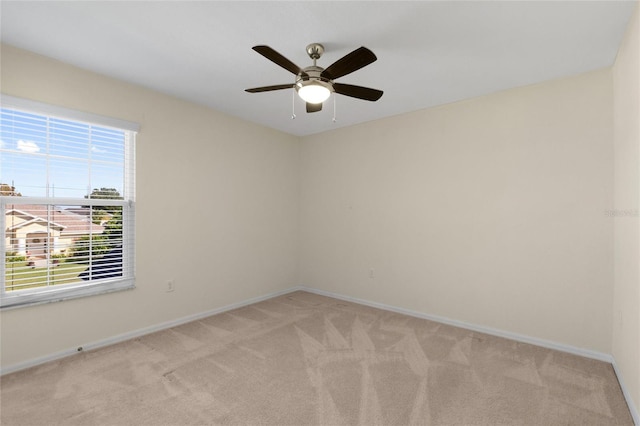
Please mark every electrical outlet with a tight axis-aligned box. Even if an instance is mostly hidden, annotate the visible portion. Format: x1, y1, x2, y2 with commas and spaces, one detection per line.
369, 269, 375, 279
166, 279, 175, 292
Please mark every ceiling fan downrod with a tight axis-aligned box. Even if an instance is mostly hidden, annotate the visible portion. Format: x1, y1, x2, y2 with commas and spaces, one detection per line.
305, 43, 325, 66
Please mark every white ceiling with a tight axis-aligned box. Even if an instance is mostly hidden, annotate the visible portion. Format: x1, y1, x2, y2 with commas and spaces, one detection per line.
1, 1, 636, 136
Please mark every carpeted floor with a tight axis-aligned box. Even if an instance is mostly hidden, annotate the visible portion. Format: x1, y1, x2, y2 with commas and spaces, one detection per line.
0, 291, 634, 425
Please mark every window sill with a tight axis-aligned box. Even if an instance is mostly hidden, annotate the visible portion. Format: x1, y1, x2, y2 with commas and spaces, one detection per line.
0, 278, 135, 310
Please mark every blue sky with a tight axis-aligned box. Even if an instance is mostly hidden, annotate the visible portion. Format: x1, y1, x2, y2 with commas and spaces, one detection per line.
0, 108, 125, 198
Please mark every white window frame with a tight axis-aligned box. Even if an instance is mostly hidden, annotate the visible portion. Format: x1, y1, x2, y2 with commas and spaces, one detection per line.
0, 95, 139, 309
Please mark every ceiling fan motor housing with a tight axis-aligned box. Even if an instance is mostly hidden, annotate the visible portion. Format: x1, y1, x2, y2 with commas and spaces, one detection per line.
296, 65, 334, 98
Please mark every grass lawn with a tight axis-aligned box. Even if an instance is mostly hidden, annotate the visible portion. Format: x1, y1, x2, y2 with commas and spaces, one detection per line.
4, 261, 87, 292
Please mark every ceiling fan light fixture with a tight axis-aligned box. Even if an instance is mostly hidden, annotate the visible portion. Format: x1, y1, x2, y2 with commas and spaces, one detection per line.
296, 81, 331, 104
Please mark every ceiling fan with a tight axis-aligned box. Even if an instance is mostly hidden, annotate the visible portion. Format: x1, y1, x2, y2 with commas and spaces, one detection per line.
245, 43, 383, 113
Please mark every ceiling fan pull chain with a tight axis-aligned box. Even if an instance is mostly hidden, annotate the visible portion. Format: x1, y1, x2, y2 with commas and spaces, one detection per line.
333, 95, 337, 123
291, 89, 297, 119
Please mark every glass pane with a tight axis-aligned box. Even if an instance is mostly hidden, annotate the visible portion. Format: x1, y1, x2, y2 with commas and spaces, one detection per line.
48, 157, 91, 198
4, 203, 124, 292
1, 107, 127, 198
0, 152, 48, 197
90, 164, 125, 198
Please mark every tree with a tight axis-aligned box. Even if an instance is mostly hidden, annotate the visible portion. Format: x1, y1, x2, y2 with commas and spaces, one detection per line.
84, 188, 123, 224
72, 188, 123, 262
85, 187, 123, 201
103, 210, 123, 240
0, 183, 22, 196
68, 235, 110, 264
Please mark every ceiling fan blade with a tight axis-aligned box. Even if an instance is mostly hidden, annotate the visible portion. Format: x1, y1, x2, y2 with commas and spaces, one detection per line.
321, 47, 377, 80
306, 102, 322, 113
245, 84, 294, 93
252, 45, 306, 76
333, 83, 383, 101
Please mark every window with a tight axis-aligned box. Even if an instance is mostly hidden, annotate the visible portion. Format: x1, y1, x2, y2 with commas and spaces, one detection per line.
0, 95, 138, 309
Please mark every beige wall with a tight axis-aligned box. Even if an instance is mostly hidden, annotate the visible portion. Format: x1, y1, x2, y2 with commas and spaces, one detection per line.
0, 45, 300, 368
613, 3, 640, 415
300, 69, 614, 353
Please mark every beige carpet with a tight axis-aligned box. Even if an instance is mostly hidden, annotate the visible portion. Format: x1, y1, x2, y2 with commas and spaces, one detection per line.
0, 291, 633, 425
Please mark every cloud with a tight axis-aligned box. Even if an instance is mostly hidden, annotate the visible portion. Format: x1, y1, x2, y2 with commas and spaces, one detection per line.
91, 146, 107, 154
17, 140, 40, 153
0, 139, 5, 149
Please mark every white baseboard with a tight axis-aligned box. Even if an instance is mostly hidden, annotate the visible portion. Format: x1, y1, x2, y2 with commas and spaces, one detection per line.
2, 284, 638, 425
299, 286, 638, 425
0, 286, 299, 376
299, 286, 613, 362
612, 359, 640, 425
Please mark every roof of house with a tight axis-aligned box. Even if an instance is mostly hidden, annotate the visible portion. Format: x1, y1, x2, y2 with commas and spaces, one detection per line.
6, 216, 66, 232
5, 205, 105, 235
